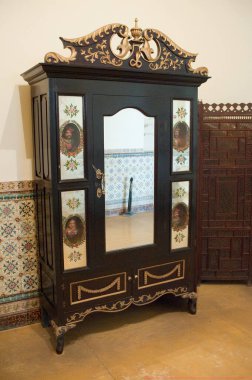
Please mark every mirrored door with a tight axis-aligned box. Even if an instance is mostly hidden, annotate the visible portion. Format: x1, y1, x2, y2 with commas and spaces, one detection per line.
93, 95, 168, 261
104, 108, 155, 252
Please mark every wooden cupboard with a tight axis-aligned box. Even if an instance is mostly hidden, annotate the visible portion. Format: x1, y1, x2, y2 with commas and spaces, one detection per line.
22, 21, 209, 353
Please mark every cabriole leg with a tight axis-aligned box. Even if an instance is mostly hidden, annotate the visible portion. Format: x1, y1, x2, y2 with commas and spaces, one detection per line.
50, 320, 76, 354
182, 291, 197, 315
188, 297, 197, 315
56, 334, 65, 355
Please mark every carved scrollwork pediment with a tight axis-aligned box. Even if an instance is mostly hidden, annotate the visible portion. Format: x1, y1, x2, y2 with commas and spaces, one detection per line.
44, 20, 208, 76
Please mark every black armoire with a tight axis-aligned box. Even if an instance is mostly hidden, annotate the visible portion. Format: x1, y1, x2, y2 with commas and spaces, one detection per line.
22, 21, 209, 353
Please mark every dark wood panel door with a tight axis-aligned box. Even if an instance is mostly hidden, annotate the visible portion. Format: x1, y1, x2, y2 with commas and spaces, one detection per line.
198, 103, 252, 282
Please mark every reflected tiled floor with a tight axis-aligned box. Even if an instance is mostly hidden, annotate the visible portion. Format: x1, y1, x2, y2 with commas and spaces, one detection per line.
1, 284, 252, 379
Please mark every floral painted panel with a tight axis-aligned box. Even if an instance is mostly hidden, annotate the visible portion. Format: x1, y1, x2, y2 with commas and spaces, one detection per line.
171, 181, 190, 250
61, 190, 87, 270
59, 96, 84, 180
172, 100, 191, 172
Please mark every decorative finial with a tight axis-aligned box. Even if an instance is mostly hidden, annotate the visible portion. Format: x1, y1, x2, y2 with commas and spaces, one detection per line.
131, 17, 142, 41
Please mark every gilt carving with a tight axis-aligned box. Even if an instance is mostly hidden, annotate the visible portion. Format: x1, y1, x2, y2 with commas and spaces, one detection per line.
44, 19, 208, 76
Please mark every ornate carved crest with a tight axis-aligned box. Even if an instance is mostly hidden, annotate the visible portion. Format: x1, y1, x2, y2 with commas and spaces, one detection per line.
45, 19, 208, 76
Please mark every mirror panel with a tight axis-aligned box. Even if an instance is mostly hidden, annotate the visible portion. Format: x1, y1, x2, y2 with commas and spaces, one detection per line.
104, 108, 155, 252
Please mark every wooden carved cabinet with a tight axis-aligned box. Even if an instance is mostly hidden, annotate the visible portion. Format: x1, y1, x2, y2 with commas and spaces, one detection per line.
22, 21, 209, 353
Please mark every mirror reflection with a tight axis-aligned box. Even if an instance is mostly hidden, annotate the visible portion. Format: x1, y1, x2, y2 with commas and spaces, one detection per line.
104, 108, 155, 252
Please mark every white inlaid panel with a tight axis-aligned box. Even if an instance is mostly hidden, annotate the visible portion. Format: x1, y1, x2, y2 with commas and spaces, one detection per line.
172, 100, 191, 172
171, 181, 190, 250
58, 96, 84, 180
61, 190, 87, 270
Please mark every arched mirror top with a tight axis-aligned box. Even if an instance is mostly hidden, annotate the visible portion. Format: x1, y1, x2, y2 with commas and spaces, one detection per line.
103, 106, 157, 119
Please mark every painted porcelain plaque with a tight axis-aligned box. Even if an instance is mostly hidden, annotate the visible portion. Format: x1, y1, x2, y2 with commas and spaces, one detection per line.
171, 181, 190, 250
172, 100, 191, 172
58, 96, 84, 180
61, 190, 87, 270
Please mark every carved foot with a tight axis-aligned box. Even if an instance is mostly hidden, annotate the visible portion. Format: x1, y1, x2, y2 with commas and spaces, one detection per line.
188, 298, 197, 315
56, 335, 65, 355
40, 307, 51, 328
51, 320, 76, 354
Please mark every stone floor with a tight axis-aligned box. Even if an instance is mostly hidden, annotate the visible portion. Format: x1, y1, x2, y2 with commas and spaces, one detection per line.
0, 284, 252, 380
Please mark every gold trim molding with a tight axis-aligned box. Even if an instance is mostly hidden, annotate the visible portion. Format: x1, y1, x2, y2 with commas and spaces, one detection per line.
78, 277, 121, 297
70, 272, 127, 305
138, 260, 185, 289
144, 264, 181, 283
66, 286, 191, 327
44, 20, 208, 76
50, 288, 197, 337
51, 319, 76, 337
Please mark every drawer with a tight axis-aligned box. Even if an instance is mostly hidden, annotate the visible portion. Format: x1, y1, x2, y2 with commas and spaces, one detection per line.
70, 272, 127, 305
137, 260, 185, 290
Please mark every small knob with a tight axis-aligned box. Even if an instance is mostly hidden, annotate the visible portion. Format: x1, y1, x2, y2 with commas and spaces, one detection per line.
134, 275, 138, 279
128, 276, 132, 281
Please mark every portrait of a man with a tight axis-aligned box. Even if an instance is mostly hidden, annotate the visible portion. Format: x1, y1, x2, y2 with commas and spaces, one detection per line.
64, 215, 85, 247
173, 121, 190, 152
60, 122, 81, 156
172, 202, 189, 231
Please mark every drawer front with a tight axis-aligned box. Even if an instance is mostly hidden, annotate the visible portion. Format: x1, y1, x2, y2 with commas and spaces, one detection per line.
70, 272, 127, 305
137, 260, 185, 290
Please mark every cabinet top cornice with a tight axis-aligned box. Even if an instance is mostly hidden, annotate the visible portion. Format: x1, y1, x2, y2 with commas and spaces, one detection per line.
43, 20, 208, 77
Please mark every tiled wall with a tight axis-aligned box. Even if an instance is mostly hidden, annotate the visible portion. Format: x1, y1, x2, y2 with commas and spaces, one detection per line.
0, 181, 40, 330
105, 151, 154, 215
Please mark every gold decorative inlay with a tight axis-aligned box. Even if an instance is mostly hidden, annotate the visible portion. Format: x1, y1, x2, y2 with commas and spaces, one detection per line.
182, 291, 197, 300
80, 40, 123, 67
138, 260, 185, 289
77, 277, 121, 298
50, 288, 197, 337
44, 21, 208, 76
70, 272, 127, 305
51, 320, 76, 337
45, 46, 77, 64
187, 58, 208, 76
149, 48, 183, 71
144, 263, 181, 285
66, 286, 190, 327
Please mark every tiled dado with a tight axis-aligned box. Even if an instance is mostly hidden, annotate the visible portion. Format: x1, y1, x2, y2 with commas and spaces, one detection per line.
0, 181, 40, 330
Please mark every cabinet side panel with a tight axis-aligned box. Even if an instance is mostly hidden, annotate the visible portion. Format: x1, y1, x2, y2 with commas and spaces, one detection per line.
33, 97, 42, 178
36, 183, 45, 260
41, 94, 51, 180
41, 266, 55, 306
45, 189, 54, 270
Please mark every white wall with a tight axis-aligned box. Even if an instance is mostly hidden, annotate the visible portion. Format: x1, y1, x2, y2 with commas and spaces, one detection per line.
104, 109, 154, 152
0, 0, 251, 181
104, 109, 145, 151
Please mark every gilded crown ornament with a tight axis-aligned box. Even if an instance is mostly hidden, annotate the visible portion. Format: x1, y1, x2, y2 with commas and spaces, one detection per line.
130, 18, 142, 41
44, 20, 208, 76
